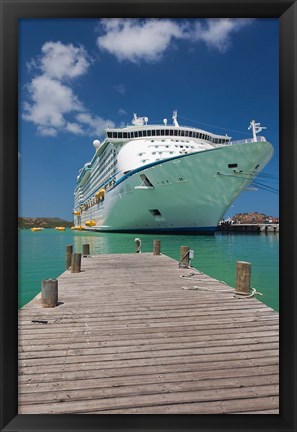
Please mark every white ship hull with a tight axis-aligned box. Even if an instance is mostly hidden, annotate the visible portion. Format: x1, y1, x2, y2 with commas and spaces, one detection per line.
76, 141, 273, 233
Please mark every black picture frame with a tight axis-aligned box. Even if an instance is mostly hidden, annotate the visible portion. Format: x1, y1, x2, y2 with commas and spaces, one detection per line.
0, 1, 296, 431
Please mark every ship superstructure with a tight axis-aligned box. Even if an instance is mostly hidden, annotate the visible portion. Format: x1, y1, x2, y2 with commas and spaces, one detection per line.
73, 112, 273, 233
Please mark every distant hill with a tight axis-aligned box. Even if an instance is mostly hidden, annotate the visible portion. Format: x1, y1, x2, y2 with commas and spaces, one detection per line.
19, 217, 73, 229
231, 212, 279, 224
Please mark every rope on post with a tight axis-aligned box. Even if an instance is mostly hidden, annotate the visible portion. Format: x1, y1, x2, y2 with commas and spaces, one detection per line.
135, 238, 142, 253
179, 246, 190, 268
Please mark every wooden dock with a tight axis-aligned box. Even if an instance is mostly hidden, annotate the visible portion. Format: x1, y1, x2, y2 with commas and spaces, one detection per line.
217, 223, 279, 233
18, 252, 279, 414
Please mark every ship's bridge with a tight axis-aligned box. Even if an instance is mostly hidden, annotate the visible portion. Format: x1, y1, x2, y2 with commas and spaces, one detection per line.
105, 125, 231, 146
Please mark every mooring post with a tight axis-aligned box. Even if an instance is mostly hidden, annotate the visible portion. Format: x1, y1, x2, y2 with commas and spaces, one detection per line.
235, 261, 251, 295
135, 238, 141, 253
153, 240, 161, 255
82, 243, 90, 257
41, 279, 58, 308
71, 253, 82, 273
179, 246, 190, 268
66, 245, 73, 270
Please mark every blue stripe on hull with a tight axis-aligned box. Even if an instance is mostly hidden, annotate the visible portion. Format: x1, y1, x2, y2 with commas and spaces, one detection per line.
87, 226, 217, 234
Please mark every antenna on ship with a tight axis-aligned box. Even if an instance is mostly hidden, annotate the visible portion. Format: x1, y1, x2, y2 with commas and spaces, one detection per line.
132, 113, 148, 126
172, 110, 179, 127
248, 120, 267, 142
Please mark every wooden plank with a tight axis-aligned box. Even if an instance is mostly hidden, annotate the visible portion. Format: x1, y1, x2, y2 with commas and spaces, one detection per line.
18, 323, 279, 346
18, 334, 278, 360
19, 364, 279, 394
95, 396, 279, 414
19, 374, 279, 405
18, 356, 279, 385
18, 252, 279, 414
19, 341, 279, 368
18, 384, 279, 414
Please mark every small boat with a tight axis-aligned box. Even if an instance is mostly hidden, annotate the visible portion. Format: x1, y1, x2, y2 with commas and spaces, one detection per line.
31, 227, 44, 232
55, 227, 65, 231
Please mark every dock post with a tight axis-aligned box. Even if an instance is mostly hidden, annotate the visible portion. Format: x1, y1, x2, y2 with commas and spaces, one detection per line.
41, 279, 58, 308
82, 243, 90, 257
179, 246, 190, 268
235, 261, 251, 295
135, 238, 141, 253
66, 245, 73, 270
71, 253, 81, 273
153, 240, 161, 255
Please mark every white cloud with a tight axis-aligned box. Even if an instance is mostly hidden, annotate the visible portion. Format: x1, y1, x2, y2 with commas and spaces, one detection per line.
97, 19, 184, 63
23, 75, 82, 135
66, 122, 85, 135
39, 41, 91, 80
118, 108, 128, 116
113, 83, 126, 95
23, 41, 113, 137
76, 113, 115, 136
191, 19, 254, 53
96, 18, 253, 61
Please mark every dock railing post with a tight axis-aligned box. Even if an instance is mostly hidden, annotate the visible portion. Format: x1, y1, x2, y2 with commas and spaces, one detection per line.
82, 243, 90, 257
71, 253, 82, 273
235, 261, 251, 295
66, 245, 73, 270
41, 279, 58, 308
135, 238, 141, 253
179, 246, 190, 268
153, 240, 161, 255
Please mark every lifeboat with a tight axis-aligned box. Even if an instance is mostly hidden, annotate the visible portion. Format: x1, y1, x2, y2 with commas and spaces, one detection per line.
95, 188, 105, 201
85, 220, 96, 227
73, 210, 80, 216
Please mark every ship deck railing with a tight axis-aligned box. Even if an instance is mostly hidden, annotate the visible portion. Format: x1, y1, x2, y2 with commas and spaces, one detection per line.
229, 136, 266, 146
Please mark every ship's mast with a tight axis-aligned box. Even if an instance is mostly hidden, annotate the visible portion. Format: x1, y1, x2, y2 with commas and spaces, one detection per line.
248, 120, 267, 142
172, 110, 179, 127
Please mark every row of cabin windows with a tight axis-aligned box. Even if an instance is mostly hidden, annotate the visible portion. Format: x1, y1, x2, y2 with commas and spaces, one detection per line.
139, 147, 190, 156
107, 129, 229, 144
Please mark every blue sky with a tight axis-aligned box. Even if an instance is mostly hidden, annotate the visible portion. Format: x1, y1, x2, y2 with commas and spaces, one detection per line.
18, 18, 279, 220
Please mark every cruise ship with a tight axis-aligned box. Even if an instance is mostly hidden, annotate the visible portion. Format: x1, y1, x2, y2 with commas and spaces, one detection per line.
73, 112, 273, 233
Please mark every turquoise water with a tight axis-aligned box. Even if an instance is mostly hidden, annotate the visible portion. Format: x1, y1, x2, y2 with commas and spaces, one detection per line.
18, 229, 279, 311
